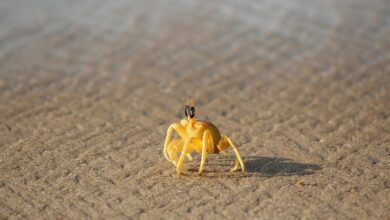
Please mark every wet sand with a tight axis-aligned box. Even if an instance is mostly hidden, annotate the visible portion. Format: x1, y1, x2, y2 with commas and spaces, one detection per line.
0, 0, 389, 219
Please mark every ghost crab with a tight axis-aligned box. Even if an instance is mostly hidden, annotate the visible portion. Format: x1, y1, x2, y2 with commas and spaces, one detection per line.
163, 99, 245, 175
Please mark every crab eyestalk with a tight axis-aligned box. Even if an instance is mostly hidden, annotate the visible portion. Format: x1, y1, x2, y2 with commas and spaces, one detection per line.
185, 98, 196, 123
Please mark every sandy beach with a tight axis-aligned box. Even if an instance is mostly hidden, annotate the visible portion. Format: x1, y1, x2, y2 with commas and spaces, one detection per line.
0, 0, 389, 219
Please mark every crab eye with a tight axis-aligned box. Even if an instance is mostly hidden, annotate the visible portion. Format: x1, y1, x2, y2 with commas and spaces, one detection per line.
185, 105, 195, 118
190, 107, 195, 118
185, 105, 189, 117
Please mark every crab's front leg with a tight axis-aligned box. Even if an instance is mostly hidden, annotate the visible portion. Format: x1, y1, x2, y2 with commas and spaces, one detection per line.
163, 123, 187, 161
167, 139, 193, 166
187, 153, 193, 161
177, 138, 192, 175
198, 130, 212, 175
167, 139, 183, 166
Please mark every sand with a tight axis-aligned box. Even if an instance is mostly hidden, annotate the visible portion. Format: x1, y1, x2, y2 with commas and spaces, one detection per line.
0, 0, 389, 219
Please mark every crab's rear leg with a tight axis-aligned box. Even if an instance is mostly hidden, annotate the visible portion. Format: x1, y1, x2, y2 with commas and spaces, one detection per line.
221, 135, 245, 175
230, 157, 240, 172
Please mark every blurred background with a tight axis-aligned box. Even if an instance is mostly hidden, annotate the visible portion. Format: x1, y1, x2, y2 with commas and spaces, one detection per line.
0, 0, 389, 219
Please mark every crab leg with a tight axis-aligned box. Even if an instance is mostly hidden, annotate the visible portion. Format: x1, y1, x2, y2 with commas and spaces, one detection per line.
163, 123, 187, 161
177, 138, 191, 175
167, 139, 192, 164
198, 130, 209, 175
198, 130, 211, 175
167, 139, 183, 165
230, 157, 240, 172
224, 136, 245, 175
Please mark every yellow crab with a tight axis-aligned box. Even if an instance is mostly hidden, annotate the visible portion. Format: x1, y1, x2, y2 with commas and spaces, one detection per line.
163, 99, 245, 175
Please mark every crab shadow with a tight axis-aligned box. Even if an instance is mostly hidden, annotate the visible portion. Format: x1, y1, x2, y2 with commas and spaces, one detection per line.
184, 156, 320, 178
244, 156, 321, 177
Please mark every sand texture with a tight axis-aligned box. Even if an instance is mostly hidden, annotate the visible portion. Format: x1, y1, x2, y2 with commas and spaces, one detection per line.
0, 0, 389, 219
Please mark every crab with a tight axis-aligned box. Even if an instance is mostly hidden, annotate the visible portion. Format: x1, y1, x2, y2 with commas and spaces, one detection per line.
163, 99, 245, 175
